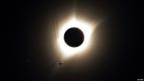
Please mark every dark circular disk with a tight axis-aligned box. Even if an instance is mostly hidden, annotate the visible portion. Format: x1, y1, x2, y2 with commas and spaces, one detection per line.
64, 27, 84, 47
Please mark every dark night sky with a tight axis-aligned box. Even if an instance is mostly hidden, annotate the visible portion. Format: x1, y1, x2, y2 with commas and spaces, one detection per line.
2, 0, 144, 81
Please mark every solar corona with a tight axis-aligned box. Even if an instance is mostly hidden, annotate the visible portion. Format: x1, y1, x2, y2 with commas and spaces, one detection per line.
57, 16, 95, 59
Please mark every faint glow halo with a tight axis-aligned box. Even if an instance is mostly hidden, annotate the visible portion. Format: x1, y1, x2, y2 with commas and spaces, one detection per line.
57, 16, 95, 59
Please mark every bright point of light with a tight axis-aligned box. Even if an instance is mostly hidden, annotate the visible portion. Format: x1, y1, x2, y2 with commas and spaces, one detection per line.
57, 16, 95, 59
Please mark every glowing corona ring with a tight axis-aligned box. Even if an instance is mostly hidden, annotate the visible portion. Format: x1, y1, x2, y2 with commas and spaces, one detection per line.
57, 16, 94, 59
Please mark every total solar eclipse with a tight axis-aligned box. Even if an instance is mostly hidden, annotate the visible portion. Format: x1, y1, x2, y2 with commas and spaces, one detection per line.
64, 27, 84, 47
57, 17, 94, 58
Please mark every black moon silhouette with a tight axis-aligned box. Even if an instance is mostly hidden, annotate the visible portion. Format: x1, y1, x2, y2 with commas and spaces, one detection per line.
64, 27, 84, 47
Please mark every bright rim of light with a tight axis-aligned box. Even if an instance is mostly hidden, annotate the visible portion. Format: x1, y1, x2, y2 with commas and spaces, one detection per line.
57, 16, 94, 59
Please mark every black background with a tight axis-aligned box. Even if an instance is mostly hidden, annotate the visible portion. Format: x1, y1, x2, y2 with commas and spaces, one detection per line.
2, 0, 144, 81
